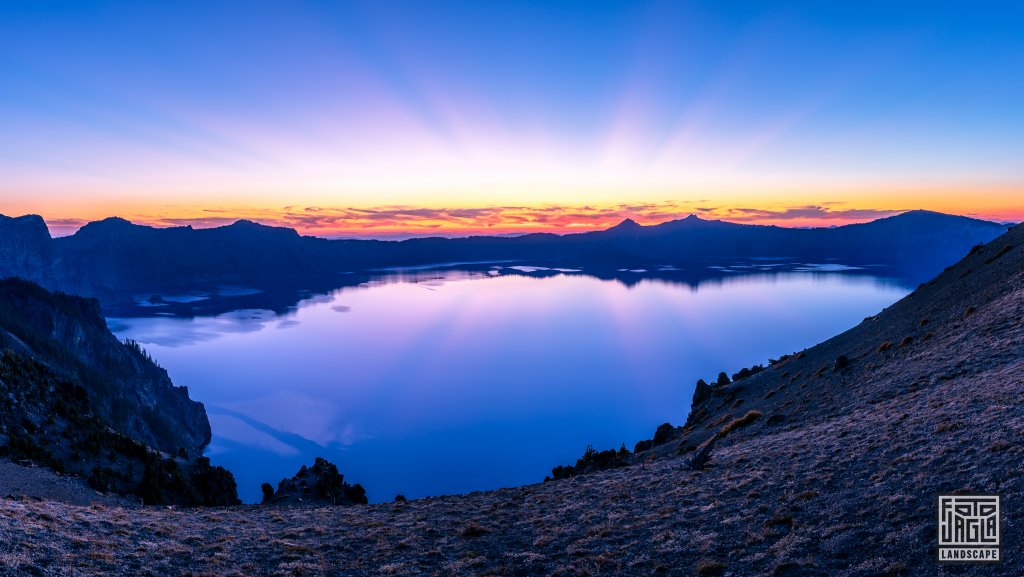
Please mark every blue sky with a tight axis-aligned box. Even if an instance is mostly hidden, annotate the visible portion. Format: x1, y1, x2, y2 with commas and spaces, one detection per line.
1, 0, 1022, 235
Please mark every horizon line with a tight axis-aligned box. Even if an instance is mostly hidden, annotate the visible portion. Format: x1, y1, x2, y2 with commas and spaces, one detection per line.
7, 207, 1017, 242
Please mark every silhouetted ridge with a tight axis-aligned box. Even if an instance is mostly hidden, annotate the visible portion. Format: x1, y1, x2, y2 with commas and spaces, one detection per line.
0, 210, 1007, 307
609, 218, 642, 231
221, 219, 299, 236
75, 216, 142, 234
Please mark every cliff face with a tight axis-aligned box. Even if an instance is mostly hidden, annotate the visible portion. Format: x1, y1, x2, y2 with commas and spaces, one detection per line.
0, 349, 237, 506
0, 215, 60, 287
0, 278, 237, 505
0, 278, 210, 455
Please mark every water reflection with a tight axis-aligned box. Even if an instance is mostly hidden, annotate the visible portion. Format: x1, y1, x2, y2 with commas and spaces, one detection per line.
109, 264, 910, 503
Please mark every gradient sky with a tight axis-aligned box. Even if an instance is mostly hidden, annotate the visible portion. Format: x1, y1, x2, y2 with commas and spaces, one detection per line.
1, 0, 1022, 237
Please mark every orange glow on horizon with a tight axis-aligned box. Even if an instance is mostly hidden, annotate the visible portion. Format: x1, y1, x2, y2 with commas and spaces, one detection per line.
12, 187, 1022, 239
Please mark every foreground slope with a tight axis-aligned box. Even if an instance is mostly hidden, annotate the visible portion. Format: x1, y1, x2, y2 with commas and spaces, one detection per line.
1, 226, 1022, 576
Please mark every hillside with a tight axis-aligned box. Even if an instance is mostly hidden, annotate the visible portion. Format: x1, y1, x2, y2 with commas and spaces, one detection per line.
0, 211, 1007, 307
0, 278, 209, 455
0, 225, 1020, 574
0, 278, 238, 505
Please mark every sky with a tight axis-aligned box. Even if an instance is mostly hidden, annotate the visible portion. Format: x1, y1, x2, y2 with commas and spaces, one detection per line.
1, 0, 1022, 238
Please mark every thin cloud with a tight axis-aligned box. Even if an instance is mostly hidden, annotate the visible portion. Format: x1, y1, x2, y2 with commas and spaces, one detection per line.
718, 206, 901, 221
46, 203, 915, 237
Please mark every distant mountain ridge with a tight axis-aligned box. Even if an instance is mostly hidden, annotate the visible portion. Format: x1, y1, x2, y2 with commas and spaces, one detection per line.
0, 210, 1008, 306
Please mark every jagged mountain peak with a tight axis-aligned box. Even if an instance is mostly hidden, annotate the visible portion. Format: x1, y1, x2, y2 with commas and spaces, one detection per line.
608, 218, 642, 231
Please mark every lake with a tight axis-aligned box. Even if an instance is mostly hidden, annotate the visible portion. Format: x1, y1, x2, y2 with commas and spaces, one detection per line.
108, 263, 910, 503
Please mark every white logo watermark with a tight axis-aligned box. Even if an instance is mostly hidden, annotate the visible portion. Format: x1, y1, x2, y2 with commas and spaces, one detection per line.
938, 494, 1000, 563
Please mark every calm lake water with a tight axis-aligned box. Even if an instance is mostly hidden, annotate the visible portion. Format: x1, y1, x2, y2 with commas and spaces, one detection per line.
109, 265, 909, 503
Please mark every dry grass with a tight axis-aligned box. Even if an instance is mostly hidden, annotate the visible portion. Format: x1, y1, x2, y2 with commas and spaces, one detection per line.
717, 410, 763, 439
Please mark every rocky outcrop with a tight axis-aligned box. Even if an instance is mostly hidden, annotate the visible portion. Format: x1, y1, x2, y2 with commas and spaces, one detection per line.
262, 457, 367, 506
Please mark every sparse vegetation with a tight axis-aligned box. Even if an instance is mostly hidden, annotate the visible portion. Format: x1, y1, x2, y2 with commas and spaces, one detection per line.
461, 523, 489, 538
694, 559, 726, 576
833, 355, 850, 371
652, 423, 679, 446
984, 244, 1012, 263
547, 443, 631, 481
264, 457, 367, 506
0, 350, 237, 506
717, 410, 763, 439
732, 364, 765, 382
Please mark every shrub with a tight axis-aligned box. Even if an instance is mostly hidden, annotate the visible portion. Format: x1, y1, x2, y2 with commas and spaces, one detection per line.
548, 442, 630, 481
718, 410, 763, 439
345, 483, 367, 505
462, 523, 489, 538
877, 341, 893, 353
732, 364, 765, 381
765, 514, 794, 527
633, 439, 654, 453
694, 560, 726, 576
833, 355, 849, 371
188, 456, 241, 506
652, 423, 678, 446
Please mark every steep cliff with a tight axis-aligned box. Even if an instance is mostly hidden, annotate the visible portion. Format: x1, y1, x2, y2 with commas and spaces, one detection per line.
0, 278, 237, 505
0, 215, 60, 287
0, 278, 210, 455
